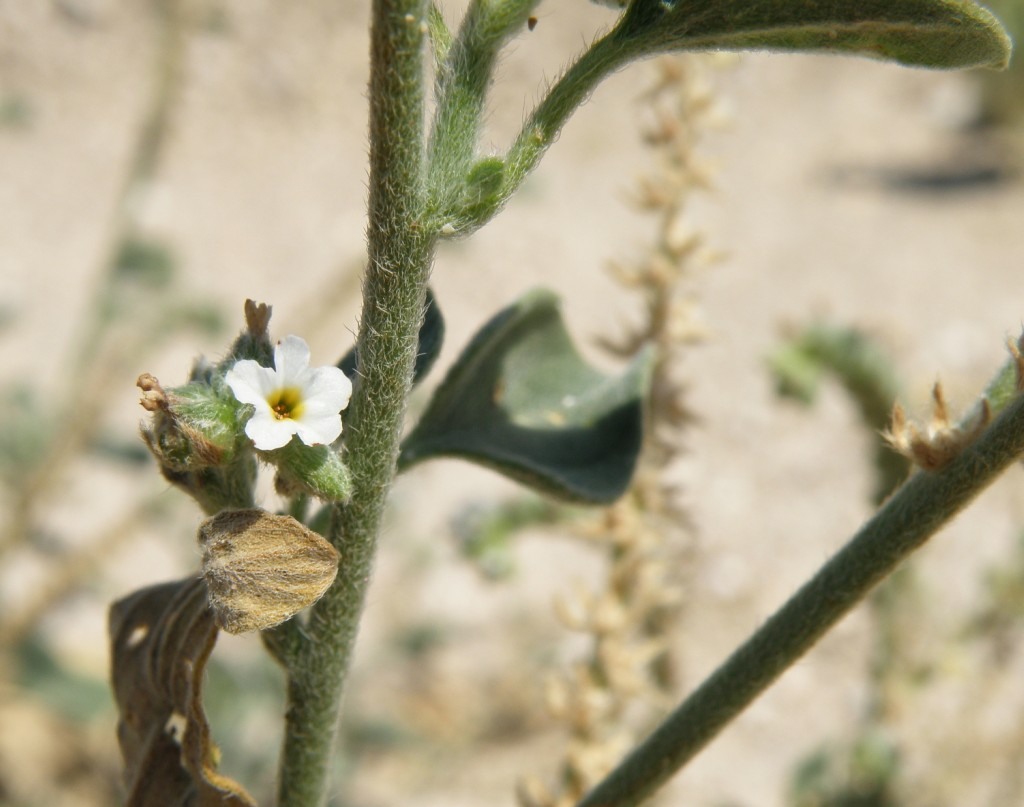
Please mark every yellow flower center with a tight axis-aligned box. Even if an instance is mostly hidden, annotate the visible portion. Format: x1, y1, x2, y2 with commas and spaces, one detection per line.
267, 387, 305, 421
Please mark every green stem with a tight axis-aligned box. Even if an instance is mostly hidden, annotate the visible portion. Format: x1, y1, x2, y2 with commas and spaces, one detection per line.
430, 15, 637, 234
426, 0, 537, 217
275, 0, 433, 803
502, 32, 630, 203
577, 387, 1024, 807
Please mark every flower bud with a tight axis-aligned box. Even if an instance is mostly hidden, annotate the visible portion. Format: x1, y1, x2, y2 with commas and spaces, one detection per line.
139, 374, 243, 471
274, 441, 352, 503
220, 299, 275, 369
199, 509, 339, 634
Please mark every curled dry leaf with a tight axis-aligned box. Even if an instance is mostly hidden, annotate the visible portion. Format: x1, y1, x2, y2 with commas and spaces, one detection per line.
885, 382, 992, 472
199, 509, 340, 634
109, 578, 256, 806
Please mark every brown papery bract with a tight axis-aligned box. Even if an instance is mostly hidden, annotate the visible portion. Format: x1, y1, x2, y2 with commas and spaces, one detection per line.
199, 509, 340, 635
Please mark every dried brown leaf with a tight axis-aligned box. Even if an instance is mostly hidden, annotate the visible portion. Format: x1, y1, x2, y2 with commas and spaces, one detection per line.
109, 578, 256, 807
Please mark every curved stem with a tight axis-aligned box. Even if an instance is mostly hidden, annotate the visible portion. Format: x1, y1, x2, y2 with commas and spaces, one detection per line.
578, 388, 1024, 807
501, 32, 630, 203
426, 0, 538, 216
275, 0, 433, 803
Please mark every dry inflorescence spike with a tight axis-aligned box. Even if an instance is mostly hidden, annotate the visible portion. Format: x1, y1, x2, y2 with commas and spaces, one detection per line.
885, 382, 992, 472
522, 54, 716, 807
199, 509, 339, 634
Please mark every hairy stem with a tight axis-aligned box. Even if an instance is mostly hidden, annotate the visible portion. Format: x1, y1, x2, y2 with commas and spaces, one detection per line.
275, 0, 433, 803
577, 388, 1024, 807
426, 0, 538, 216
502, 32, 628, 203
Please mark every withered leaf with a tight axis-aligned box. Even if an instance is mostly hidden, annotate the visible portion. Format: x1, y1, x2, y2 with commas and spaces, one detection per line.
109, 578, 256, 807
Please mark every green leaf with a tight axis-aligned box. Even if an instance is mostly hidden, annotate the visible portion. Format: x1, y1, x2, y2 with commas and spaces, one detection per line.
339, 286, 445, 387
399, 289, 653, 504
613, 0, 1012, 70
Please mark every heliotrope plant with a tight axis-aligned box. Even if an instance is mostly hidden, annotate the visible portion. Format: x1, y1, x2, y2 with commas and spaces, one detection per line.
110, 1, 1014, 806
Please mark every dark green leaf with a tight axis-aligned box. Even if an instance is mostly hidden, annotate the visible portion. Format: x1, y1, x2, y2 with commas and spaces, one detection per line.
613, 0, 1011, 70
339, 286, 444, 387
399, 289, 653, 504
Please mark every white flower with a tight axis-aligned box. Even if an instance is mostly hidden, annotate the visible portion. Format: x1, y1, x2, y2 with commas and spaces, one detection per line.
225, 335, 352, 451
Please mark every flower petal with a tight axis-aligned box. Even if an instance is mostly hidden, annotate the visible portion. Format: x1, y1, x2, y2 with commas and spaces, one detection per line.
226, 361, 279, 407
303, 366, 352, 412
294, 413, 343, 446
274, 336, 312, 385
245, 415, 298, 451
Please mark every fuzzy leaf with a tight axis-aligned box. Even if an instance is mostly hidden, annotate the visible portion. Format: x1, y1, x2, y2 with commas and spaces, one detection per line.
613, 0, 1011, 70
109, 578, 256, 807
273, 440, 352, 503
339, 286, 444, 387
399, 289, 653, 503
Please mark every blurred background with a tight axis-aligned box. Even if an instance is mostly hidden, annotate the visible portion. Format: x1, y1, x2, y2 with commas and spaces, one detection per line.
2, 1, 1024, 805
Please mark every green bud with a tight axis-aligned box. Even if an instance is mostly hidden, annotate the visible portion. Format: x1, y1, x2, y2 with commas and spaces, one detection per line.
138, 374, 242, 471
139, 373, 256, 514
220, 299, 274, 369
273, 440, 352, 503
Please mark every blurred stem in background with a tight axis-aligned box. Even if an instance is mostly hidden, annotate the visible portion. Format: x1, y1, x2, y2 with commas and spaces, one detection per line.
0, 1, 222, 643
2, 0, 185, 554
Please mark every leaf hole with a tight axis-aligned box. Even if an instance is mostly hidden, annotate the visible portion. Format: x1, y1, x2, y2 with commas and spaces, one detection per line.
165, 712, 187, 742
126, 624, 150, 648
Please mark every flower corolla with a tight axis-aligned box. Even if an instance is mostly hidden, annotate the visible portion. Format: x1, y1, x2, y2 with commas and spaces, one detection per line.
226, 335, 352, 451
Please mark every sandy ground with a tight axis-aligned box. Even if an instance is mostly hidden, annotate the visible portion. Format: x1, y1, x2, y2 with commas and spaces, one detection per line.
3, 1, 1024, 805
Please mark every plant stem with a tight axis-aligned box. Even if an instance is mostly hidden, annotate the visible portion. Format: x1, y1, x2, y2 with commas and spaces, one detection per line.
577, 387, 1024, 807
501, 32, 627, 206
276, 0, 432, 803
426, 0, 537, 216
